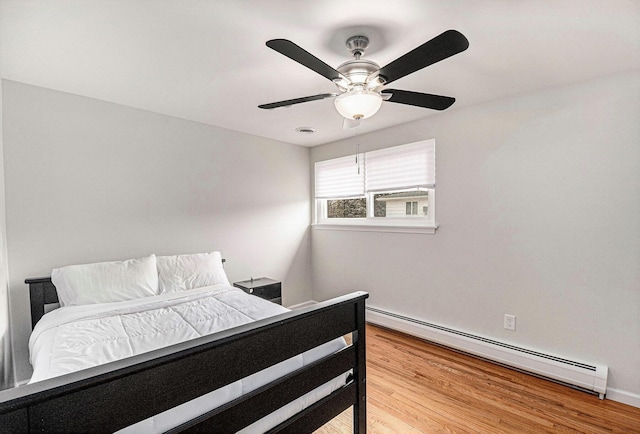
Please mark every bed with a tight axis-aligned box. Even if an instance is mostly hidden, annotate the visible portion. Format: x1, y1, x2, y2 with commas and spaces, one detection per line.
0, 252, 368, 433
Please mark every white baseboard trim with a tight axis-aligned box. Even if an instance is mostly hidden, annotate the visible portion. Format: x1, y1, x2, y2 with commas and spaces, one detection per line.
14, 378, 29, 387
605, 388, 640, 408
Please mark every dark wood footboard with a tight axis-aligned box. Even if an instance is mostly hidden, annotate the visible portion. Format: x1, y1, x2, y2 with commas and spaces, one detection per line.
0, 290, 368, 433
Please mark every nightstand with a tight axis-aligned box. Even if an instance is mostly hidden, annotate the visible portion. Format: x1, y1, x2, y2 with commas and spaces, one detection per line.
233, 278, 282, 305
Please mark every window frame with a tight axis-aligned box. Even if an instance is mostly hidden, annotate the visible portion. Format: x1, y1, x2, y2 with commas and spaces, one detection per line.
314, 189, 437, 234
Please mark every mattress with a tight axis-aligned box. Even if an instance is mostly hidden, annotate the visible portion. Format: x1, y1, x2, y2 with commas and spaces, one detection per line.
29, 284, 348, 433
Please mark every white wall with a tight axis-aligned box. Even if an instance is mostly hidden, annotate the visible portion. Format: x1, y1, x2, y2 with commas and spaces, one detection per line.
0, 73, 13, 390
311, 72, 640, 401
3, 80, 312, 384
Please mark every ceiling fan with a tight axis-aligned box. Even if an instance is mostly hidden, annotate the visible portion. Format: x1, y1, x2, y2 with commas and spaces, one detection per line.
258, 30, 469, 128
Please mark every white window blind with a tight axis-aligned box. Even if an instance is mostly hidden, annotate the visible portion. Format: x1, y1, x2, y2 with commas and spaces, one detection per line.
365, 140, 435, 192
314, 155, 365, 199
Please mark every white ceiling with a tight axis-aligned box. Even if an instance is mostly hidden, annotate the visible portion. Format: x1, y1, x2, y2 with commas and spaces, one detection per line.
1, 0, 639, 147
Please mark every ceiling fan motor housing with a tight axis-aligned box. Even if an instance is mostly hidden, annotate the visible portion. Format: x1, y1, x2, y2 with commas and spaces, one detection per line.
337, 58, 380, 85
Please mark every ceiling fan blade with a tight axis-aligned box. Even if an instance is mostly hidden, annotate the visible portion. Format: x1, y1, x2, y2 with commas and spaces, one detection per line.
266, 39, 343, 82
377, 30, 469, 85
258, 93, 336, 110
383, 89, 455, 111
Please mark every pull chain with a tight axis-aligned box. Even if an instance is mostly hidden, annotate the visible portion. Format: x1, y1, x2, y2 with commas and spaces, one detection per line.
355, 127, 360, 174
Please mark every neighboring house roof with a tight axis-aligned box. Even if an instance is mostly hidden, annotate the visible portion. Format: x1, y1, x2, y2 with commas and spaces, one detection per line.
375, 191, 429, 201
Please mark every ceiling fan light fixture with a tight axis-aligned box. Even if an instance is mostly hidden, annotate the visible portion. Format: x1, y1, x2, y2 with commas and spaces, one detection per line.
334, 88, 383, 120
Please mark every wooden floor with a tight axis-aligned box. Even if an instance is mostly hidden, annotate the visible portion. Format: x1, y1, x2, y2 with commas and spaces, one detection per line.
315, 324, 640, 434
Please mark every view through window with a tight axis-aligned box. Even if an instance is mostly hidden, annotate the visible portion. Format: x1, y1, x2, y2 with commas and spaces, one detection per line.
326, 190, 429, 218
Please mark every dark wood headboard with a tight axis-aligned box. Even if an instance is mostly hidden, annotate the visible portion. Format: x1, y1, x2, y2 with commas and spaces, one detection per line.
24, 277, 59, 329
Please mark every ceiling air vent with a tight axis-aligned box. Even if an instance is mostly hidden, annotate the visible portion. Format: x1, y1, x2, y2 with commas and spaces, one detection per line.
295, 127, 317, 134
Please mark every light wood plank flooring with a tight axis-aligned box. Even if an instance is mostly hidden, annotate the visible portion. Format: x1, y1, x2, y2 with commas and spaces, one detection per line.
315, 324, 640, 433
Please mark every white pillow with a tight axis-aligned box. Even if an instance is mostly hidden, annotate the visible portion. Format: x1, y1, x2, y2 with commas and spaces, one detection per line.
51, 254, 159, 306
156, 251, 229, 294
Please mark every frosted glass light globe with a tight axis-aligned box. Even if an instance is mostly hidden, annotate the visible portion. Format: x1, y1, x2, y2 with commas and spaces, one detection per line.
334, 89, 383, 120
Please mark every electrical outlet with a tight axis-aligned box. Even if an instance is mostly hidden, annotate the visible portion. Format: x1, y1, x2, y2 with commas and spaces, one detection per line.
504, 314, 516, 331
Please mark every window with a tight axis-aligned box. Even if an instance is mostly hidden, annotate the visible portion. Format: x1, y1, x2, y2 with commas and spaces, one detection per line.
406, 201, 418, 215
314, 139, 436, 233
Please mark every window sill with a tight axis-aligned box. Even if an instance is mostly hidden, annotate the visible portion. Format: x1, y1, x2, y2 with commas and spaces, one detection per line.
312, 222, 438, 234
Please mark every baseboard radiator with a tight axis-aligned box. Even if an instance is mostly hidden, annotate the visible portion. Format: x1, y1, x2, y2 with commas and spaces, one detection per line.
366, 307, 608, 399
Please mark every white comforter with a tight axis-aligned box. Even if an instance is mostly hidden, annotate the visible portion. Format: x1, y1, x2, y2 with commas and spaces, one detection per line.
29, 284, 348, 433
